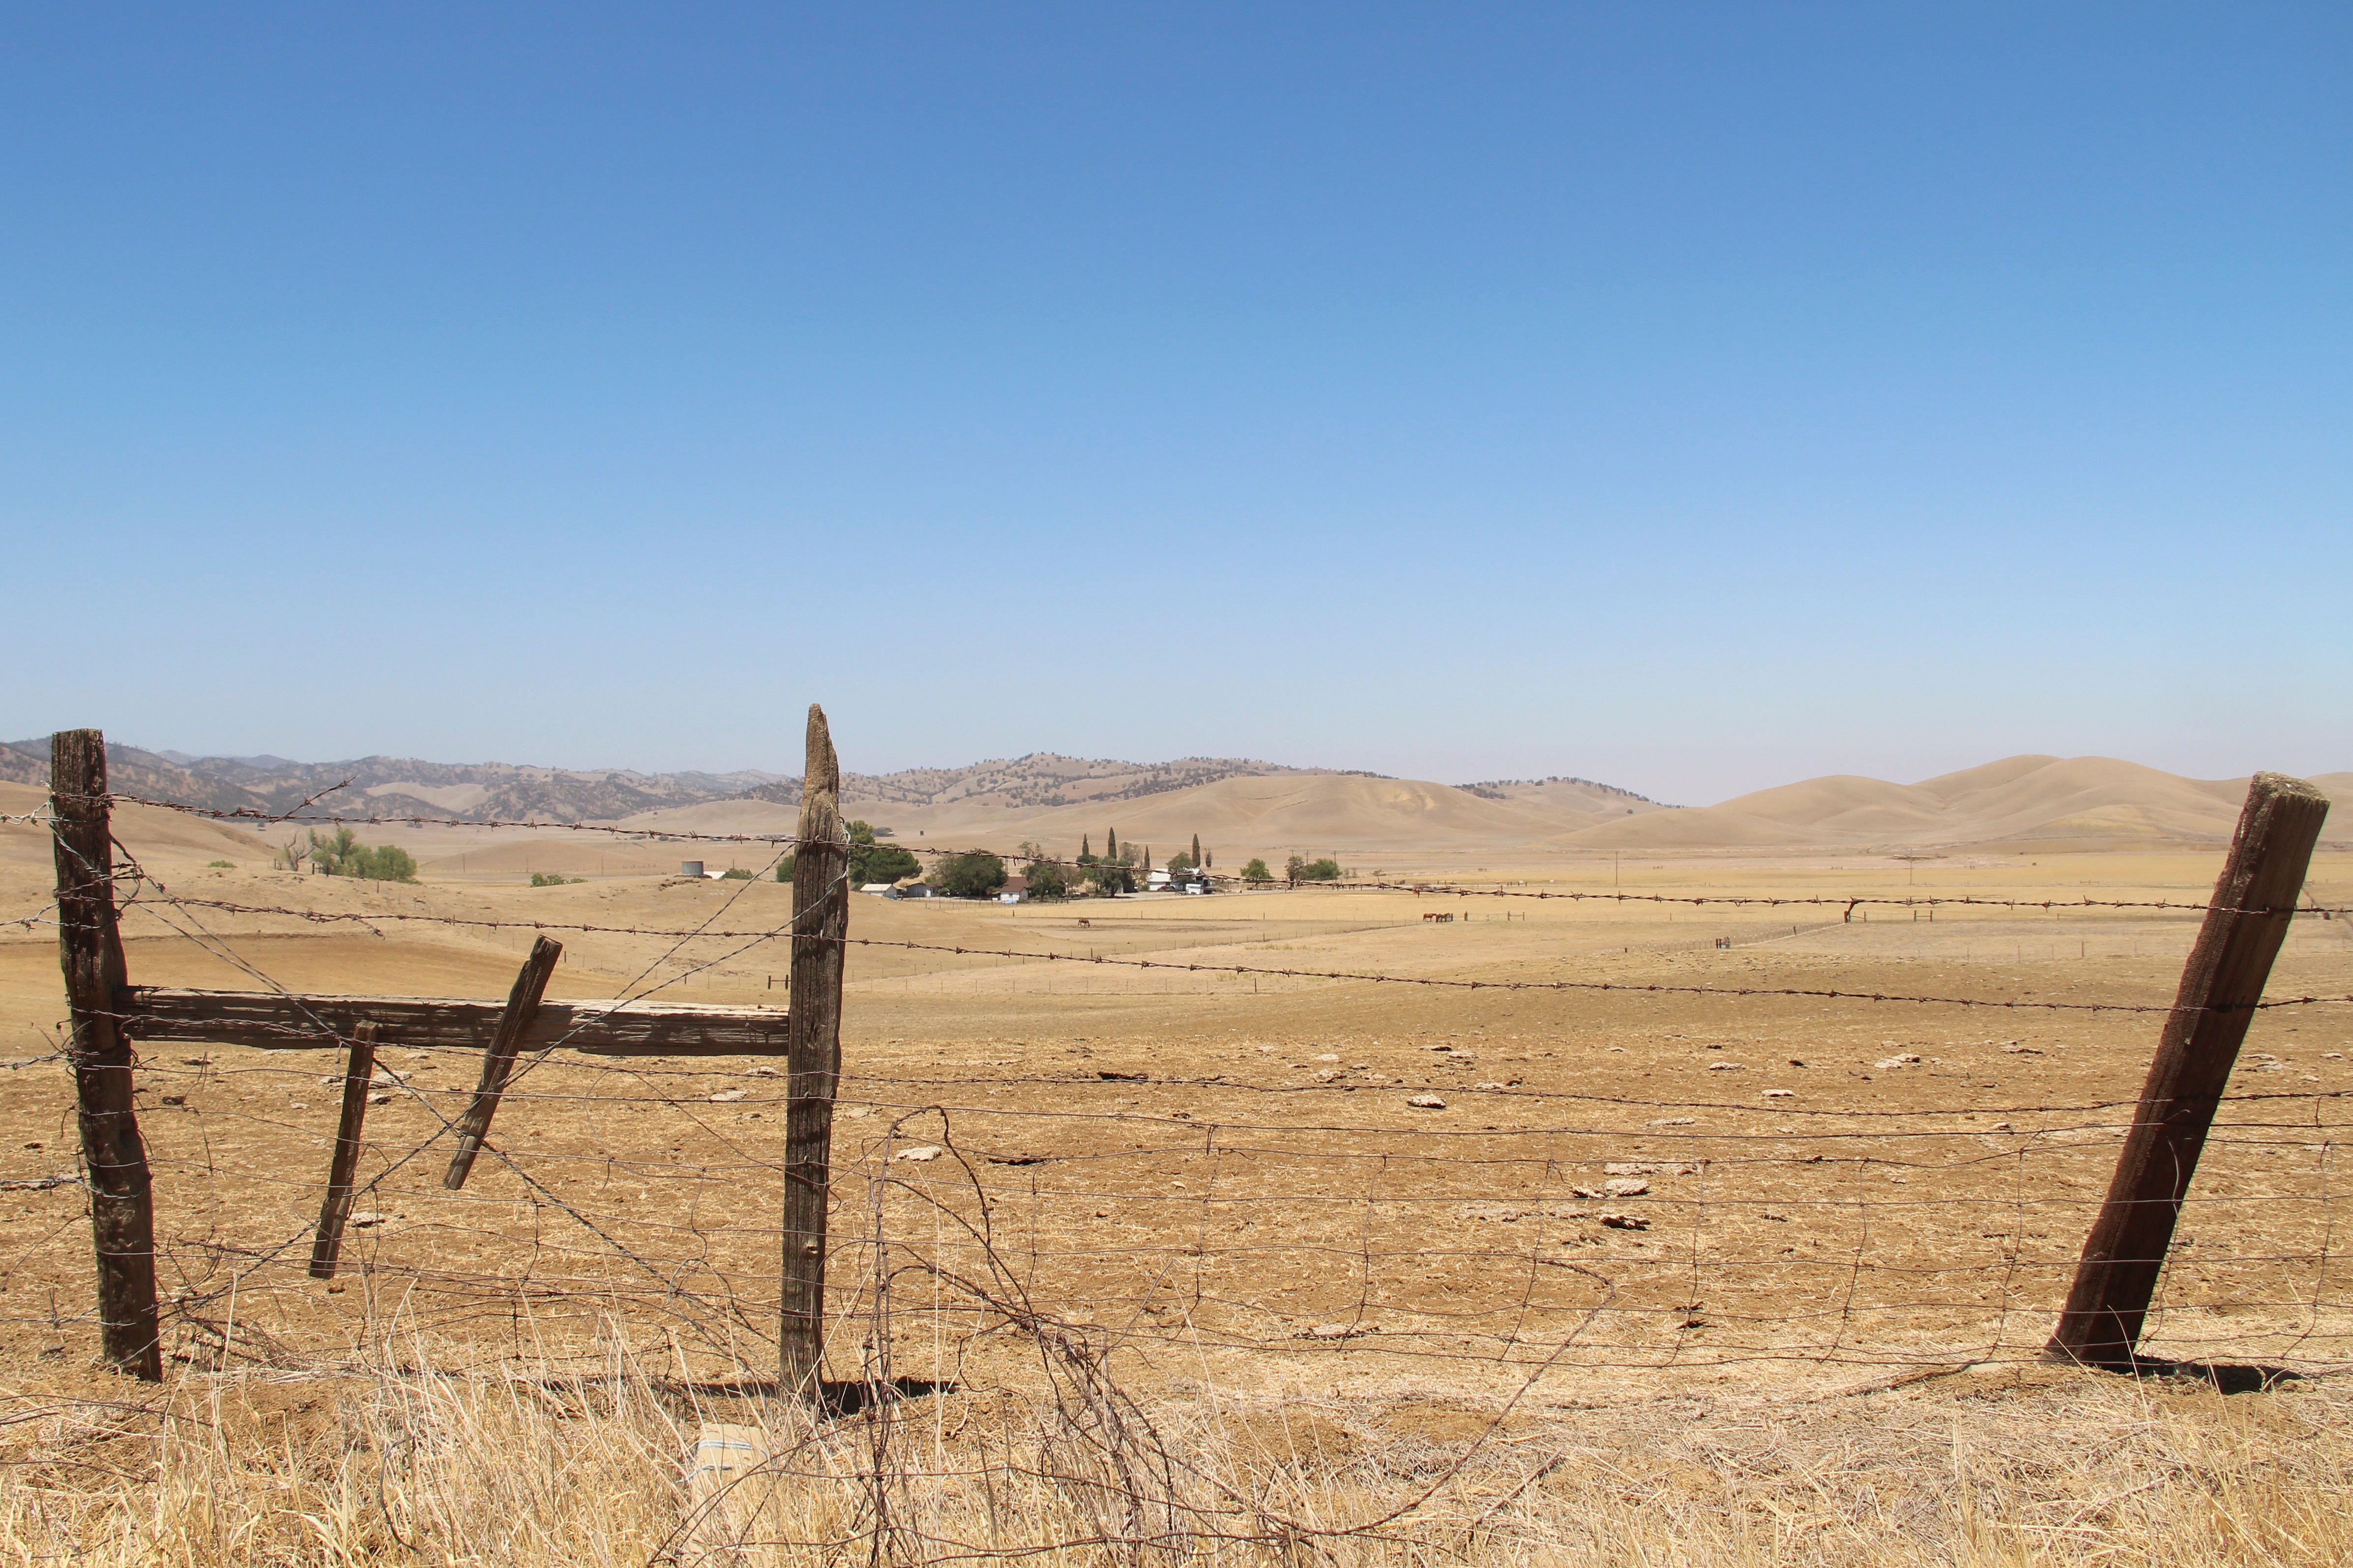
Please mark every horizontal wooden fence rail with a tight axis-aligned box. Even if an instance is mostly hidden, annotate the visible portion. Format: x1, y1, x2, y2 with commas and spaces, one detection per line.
116, 986, 790, 1056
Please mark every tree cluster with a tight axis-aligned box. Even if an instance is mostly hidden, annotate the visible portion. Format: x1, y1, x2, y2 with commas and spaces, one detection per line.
1284, 854, 1342, 882
305, 826, 417, 882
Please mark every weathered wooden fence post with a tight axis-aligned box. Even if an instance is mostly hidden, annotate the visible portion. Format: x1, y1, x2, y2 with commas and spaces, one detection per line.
309, 1020, 381, 1279
49, 729, 162, 1380
2047, 772, 2330, 1369
444, 936, 563, 1190
780, 704, 849, 1397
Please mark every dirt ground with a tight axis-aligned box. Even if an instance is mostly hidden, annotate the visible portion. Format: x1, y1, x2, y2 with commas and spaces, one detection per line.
2, 801, 2352, 1562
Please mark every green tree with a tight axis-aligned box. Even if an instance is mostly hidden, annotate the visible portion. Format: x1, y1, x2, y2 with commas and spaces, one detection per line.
1284, 855, 1341, 882
839, 820, 921, 884
1191, 833, 1201, 868
1087, 863, 1133, 896
1024, 860, 1068, 900
1077, 834, 1094, 864
1105, 828, 1118, 861
1165, 849, 1196, 873
774, 853, 795, 883
934, 851, 1008, 898
864, 845, 919, 884
1240, 857, 1272, 882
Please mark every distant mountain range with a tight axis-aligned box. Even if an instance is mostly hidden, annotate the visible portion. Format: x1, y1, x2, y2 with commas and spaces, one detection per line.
9, 739, 2332, 851
0, 741, 1439, 825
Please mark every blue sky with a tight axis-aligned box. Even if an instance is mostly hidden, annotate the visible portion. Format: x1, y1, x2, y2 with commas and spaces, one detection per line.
4, 4, 2346, 803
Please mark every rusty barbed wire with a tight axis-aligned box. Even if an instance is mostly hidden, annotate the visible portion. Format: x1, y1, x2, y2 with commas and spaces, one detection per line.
99, 891, 2353, 1015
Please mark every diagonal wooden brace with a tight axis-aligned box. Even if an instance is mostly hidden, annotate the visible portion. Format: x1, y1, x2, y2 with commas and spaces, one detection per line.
443, 937, 563, 1191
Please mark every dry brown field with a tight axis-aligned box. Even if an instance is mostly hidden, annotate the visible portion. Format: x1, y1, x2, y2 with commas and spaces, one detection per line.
1, 785, 2350, 1563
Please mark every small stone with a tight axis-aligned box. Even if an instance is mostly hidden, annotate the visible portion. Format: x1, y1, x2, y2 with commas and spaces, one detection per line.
1607, 1161, 1699, 1176
893, 1145, 943, 1162
745, 1065, 780, 1076
1474, 1081, 1509, 1091
708, 1087, 748, 1103
1313, 1052, 1340, 1062
1875, 1053, 1922, 1070
350, 1211, 390, 1228
1406, 1094, 1447, 1110
1762, 1089, 1794, 1099
1600, 1213, 1650, 1231
1707, 1061, 1743, 1071
367, 1093, 391, 1106
1647, 1117, 1695, 1128
1312, 1069, 1339, 1082
160, 1094, 187, 1106
842, 1105, 873, 1118
1604, 1177, 1650, 1197
180, 1057, 210, 1067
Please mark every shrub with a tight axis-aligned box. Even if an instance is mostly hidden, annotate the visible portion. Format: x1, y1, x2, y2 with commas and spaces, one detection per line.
774, 855, 795, 883
933, 851, 1008, 899
719, 868, 754, 880
529, 871, 583, 887
206, 860, 234, 870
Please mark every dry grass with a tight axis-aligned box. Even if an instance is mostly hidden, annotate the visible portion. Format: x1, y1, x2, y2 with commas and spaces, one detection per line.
2, 1323, 2348, 1566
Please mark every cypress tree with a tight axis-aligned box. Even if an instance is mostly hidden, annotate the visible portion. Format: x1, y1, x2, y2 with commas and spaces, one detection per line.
1107, 828, 1118, 859
1191, 833, 1201, 867
1081, 834, 1091, 858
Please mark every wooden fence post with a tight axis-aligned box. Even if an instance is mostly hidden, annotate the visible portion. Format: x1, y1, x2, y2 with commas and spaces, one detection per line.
2047, 772, 2331, 1369
309, 1021, 381, 1279
443, 937, 563, 1190
49, 729, 162, 1380
780, 704, 849, 1397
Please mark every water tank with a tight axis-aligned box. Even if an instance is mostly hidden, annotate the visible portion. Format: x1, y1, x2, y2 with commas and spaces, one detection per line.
680, 860, 705, 877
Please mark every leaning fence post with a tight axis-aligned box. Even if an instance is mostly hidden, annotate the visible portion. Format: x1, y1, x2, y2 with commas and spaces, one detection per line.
310, 1021, 381, 1279
2047, 772, 2330, 1369
780, 704, 849, 1398
49, 728, 162, 1380
443, 936, 563, 1190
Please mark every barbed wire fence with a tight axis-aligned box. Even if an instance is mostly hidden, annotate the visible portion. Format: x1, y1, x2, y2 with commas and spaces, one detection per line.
5, 735, 2350, 1560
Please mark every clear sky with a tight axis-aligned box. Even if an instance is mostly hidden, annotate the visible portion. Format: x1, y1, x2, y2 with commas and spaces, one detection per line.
4, 4, 2346, 804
